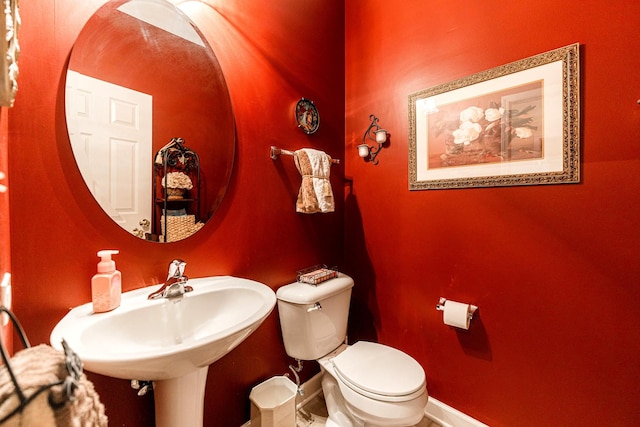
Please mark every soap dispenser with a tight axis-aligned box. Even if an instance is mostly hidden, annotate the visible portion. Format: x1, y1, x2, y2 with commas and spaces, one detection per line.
92, 250, 122, 313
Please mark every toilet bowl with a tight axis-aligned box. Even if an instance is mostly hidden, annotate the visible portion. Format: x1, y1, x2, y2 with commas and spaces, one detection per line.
276, 274, 428, 426
319, 342, 428, 427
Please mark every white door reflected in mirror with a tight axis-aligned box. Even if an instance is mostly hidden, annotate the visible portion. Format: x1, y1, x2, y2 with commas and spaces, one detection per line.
66, 71, 153, 232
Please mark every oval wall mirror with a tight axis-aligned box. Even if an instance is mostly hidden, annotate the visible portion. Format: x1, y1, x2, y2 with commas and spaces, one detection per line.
65, 0, 235, 242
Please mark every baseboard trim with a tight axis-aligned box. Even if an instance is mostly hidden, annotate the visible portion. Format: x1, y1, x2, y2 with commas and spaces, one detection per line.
425, 396, 489, 427
242, 373, 489, 427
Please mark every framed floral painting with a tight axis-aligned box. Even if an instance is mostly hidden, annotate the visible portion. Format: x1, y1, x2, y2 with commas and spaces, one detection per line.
408, 43, 580, 190
0, 0, 20, 107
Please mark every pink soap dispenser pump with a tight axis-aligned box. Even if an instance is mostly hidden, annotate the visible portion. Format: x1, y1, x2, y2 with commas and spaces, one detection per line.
92, 250, 122, 313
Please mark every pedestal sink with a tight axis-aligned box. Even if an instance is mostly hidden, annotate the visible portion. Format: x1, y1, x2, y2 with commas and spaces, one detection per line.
50, 276, 276, 427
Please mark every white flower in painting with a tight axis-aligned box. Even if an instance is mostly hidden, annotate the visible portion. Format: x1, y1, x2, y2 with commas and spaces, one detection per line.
485, 107, 504, 122
459, 106, 484, 123
514, 127, 534, 139
452, 121, 482, 145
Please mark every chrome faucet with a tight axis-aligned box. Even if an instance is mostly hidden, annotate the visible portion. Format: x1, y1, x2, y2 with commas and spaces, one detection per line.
148, 259, 193, 300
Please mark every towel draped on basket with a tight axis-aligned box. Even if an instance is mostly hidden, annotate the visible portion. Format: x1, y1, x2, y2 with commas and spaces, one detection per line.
0, 344, 108, 427
294, 148, 335, 214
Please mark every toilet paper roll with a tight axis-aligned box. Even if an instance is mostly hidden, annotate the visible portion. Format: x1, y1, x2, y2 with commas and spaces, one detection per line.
443, 300, 471, 330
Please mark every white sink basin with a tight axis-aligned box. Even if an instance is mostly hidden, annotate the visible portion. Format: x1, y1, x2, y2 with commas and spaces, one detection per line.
51, 276, 276, 380
50, 276, 276, 427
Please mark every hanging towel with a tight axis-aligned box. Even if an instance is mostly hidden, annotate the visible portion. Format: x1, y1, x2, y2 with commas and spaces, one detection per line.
294, 149, 335, 214
0, 344, 108, 427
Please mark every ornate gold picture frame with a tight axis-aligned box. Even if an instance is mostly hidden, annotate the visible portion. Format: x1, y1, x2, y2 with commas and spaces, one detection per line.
0, 0, 19, 107
408, 43, 580, 190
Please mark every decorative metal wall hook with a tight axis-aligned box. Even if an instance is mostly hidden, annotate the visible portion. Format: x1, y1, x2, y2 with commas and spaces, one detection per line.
358, 114, 388, 165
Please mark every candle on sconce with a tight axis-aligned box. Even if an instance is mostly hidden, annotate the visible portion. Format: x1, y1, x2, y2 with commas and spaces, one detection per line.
357, 144, 370, 158
375, 130, 387, 144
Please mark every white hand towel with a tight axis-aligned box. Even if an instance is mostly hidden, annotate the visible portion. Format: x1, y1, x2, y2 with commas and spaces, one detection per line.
294, 149, 335, 214
0, 344, 108, 427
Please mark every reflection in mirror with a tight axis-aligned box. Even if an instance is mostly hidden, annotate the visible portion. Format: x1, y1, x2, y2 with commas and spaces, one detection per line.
154, 137, 203, 242
65, 0, 235, 242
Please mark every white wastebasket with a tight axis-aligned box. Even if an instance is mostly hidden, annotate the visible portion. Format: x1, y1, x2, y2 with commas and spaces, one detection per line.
250, 376, 297, 427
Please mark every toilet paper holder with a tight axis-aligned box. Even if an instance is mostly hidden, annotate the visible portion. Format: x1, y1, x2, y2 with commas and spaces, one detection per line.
436, 297, 478, 320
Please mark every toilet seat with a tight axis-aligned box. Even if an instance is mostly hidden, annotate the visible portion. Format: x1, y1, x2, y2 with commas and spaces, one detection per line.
331, 341, 426, 402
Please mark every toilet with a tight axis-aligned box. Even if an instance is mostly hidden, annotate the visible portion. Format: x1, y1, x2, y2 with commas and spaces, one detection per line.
276, 274, 428, 427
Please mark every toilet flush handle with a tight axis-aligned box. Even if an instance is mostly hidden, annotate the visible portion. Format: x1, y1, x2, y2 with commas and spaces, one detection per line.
307, 302, 322, 313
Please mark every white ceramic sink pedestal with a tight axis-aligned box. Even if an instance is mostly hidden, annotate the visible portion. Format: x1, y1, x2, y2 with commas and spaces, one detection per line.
50, 276, 276, 427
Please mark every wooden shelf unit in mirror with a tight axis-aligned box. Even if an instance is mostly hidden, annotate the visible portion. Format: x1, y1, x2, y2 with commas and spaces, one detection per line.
152, 138, 202, 243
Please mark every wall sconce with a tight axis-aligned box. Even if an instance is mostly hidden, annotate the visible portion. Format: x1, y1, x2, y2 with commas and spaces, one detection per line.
357, 114, 388, 165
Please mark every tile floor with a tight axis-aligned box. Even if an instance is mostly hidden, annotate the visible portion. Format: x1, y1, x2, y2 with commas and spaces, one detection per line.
296, 393, 441, 427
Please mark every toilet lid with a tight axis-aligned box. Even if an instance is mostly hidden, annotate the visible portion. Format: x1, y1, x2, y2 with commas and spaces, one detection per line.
332, 341, 425, 398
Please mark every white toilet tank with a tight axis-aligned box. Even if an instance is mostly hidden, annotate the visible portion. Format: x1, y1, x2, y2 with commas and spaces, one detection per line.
276, 274, 354, 360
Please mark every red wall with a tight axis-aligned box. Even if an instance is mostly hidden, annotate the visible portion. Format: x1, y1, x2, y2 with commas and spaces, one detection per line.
8, 1, 344, 426
345, 0, 640, 426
